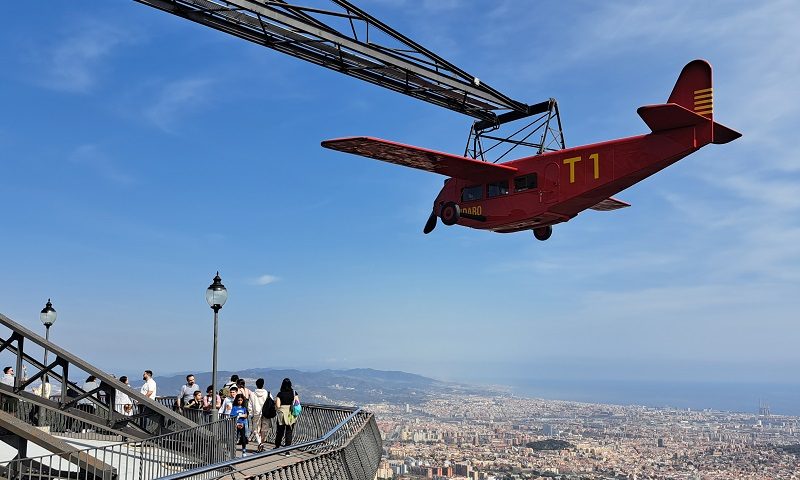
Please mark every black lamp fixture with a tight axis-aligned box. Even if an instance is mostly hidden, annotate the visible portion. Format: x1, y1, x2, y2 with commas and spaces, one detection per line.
206, 272, 227, 419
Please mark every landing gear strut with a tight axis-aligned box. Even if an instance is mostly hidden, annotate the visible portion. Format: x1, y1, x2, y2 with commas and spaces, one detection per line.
533, 226, 552, 241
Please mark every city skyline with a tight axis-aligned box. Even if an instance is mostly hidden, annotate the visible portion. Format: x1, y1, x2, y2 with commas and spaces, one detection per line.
1, 1, 798, 397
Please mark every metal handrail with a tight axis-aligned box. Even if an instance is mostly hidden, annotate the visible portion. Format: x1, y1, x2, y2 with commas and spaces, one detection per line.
154, 395, 359, 424
158, 406, 370, 480
1, 417, 238, 480
1, 401, 381, 480
2, 395, 123, 441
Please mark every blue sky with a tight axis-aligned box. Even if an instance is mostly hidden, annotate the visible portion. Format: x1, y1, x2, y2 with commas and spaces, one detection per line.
1, 1, 798, 391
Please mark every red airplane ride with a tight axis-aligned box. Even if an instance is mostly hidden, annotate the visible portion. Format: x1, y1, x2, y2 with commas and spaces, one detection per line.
322, 60, 741, 240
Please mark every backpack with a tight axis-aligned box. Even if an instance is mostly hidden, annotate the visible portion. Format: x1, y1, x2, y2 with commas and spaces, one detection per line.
262, 392, 277, 419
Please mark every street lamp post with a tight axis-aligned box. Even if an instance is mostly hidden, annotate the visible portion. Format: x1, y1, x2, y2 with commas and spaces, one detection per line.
205, 272, 228, 420
40, 299, 57, 398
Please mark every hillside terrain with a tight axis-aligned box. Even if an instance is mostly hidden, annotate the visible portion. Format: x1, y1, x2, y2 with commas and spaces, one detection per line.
155, 368, 496, 404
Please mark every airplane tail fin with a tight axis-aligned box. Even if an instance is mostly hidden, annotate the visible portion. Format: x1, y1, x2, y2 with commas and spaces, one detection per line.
668, 59, 714, 121
638, 59, 741, 144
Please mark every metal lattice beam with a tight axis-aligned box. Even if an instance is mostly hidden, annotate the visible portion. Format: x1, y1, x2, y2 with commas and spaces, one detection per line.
133, 0, 542, 124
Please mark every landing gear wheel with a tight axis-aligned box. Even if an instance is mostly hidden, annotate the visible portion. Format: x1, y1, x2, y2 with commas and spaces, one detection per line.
533, 226, 553, 241
440, 202, 461, 226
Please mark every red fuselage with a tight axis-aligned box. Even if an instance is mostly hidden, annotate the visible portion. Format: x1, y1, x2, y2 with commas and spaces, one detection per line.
435, 126, 703, 233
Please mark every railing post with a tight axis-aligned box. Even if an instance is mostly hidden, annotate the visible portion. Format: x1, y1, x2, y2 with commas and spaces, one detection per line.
61, 361, 70, 405
13, 335, 23, 391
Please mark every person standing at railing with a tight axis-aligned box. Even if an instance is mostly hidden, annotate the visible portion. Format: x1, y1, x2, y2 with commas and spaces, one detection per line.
139, 370, 157, 432
230, 393, 249, 456
116, 376, 134, 416
219, 385, 238, 417
274, 377, 299, 450
236, 378, 252, 406
222, 374, 239, 397
31, 381, 51, 397
203, 385, 221, 422
1, 366, 14, 386
185, 390, 203, 408
183, 390, 204, 422
140, 370, 157, 399
250, 378, 269, 445
236, 379, 253, 438
1, 367, 17, 412
176, 374, 200, 411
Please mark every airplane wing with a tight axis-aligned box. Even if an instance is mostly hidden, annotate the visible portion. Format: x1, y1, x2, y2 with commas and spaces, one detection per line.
321, 136, 517, 182
589, 197, 630, 211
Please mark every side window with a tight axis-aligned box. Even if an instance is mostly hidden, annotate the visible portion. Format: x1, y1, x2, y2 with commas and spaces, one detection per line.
514, 173, 538, 192
461, 185, 483, 202
487, 181, 509, 198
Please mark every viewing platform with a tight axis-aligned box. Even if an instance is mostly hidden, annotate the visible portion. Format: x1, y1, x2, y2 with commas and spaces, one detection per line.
0, 313, 382, 479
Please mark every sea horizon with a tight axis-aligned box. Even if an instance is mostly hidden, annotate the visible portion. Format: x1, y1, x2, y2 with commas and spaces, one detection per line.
510, 377, 800, 417
149, 366, 800, 417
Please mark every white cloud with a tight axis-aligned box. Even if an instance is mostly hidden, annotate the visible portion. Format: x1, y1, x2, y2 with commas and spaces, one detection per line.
251, 275, 279, 286
38, 21, 133, 93
144, 78, 216, 132
536, 1, 800, 287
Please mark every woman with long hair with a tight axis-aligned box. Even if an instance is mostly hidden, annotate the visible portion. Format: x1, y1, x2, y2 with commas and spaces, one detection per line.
202, 385, 221, 422
274, 377, 299, 449
230, 394, 249, 456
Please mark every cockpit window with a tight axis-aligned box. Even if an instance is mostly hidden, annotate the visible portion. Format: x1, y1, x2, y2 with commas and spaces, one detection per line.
487, 181, 509, 198
461, 185, 483, 202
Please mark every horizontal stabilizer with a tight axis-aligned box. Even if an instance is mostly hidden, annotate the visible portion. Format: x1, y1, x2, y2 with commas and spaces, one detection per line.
322, 136, 517, 182
712, 122, 742, 144
590, 197, 631, 212
637, 103, 709, 132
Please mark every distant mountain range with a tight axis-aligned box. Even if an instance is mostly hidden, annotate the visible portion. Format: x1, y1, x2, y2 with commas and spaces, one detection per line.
154, 368, 492, 404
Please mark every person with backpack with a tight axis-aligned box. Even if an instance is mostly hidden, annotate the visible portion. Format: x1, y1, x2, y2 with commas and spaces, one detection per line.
221, 374, 239, 398
219, 386, 238, 417
250, 378, 270, 445
274, 377, 300, 450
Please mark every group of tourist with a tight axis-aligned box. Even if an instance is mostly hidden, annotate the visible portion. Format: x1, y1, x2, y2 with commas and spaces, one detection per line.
172, 373, 301, 456
2, 364, 300, 457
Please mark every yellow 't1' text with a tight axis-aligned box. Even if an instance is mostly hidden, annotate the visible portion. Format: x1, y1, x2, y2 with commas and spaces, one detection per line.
563, 153, 600, 183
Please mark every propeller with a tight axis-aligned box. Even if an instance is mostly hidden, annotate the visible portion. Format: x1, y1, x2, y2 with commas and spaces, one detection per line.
423, 210, 438, 234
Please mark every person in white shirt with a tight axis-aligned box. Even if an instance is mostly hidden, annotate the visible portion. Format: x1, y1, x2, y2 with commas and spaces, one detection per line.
140, 370, 157, 398
250, 378, 271, 445
32, 382, 52, 397
116, 376, 134, 416
138, 370, 158, 432
1, 366, 15, 387
219, 386, 238, 416
1, 367, 18, 412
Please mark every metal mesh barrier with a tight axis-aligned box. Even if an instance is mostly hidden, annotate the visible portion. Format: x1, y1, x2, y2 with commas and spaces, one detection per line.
1, 403, 381, 480
1, 418, 237, 480
1, 395, 123, 442
158, 404, 382, 480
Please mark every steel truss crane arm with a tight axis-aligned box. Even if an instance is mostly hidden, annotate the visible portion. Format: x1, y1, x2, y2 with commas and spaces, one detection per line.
133, 0, 536, 123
